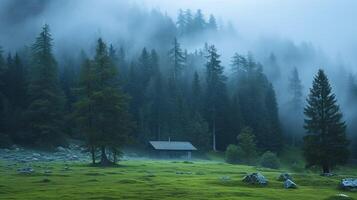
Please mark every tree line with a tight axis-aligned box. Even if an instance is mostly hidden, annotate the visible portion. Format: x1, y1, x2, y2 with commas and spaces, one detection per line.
0, 22, 350, 171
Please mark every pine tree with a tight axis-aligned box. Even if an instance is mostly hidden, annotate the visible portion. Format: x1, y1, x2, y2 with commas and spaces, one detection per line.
184, 9, 194, 34
264, 83, 283, 152
2, 53, 27, 143
168, 38, 185, 82
191, 71, 202, 112
232, 53, 282, 152
0, 47, 9, 146
303, 69, 349, 173
205, 45, 227, 151
286, 67, 304, 146
193, 9, 206, 33
289, 67, 303, 110
76, 38, 134, 165
177, 9, 186, 35
266, 53, 281, 81
26, 24, 65, 148
207, 14, 218, 31
75, 58, 98, 164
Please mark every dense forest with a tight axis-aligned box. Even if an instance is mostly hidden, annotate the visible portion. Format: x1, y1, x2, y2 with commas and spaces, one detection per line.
0, 6, 356, 170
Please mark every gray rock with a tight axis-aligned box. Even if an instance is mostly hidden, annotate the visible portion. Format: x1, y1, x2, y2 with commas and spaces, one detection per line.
278, 173, 293, 181
44, 170, 52, 174
242, 173, 268, 185
284, 179, 297, 189
340, 178, 357, 191
17, 167, 34, 174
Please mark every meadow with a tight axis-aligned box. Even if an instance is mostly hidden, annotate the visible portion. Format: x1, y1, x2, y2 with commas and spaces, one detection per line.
0, 159, 356, 200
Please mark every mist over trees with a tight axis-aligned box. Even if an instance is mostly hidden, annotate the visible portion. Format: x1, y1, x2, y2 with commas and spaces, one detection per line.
0, 1, 355, 168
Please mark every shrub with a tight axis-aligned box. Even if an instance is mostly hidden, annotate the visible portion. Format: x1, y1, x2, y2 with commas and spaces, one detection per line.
260, 151, 280, 169
237, 127, 257, 165
225, 144, 239, 164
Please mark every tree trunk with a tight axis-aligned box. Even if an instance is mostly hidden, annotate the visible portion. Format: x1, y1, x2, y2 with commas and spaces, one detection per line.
100, 146, 111, 166
322, 164, 330, 174
90, 146, 95, 165
113, 149, 117, 163
212, 118, 216, 152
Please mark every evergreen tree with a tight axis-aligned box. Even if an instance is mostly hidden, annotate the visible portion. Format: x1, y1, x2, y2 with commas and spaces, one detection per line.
303, 69, 349, 173
75, 58, 98, 164
168, 38, 185, 82
286, 67, 304, 146
232, 53, 282, 152
0, 47, 9, 146
76, 38, 134, 165
207, 14, 218, 31
289, 67, 303, 110
264, 83, 283, 152
184, 9, 194, 34
266, 53, 281, 81
177, 9, 186, 35
26, 24, 65, 148
2, 53, 27, 143
193, 9, 206, 33
191, 71, 202, 112
205, 45, 227, 151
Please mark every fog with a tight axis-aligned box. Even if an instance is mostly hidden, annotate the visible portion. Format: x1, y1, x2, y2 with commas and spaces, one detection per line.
1, 0, 357, 140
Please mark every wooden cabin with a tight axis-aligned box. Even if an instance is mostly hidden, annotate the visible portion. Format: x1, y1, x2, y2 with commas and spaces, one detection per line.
149, 141, 197, 159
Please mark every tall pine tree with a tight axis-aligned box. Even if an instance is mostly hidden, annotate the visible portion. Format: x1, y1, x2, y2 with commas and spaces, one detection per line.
76, 38, 134, 165
205, 45, 227, 151
303, 69, 349, 173
26, 24, 65, 148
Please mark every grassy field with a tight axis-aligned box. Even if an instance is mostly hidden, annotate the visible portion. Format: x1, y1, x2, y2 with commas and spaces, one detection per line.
0, 159, 356, 200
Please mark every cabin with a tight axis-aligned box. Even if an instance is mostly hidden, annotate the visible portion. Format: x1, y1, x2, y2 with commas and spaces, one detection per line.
149, 140, 197, 159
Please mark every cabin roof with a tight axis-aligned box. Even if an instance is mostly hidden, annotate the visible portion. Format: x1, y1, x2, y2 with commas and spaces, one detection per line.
149, 141, 197, 151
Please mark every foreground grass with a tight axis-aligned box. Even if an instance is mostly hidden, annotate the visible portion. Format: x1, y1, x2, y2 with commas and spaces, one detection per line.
0, 160, 356, 200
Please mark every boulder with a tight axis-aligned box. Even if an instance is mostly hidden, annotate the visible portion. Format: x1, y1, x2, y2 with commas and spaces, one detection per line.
242, 173, 268, 185
340, 178, 357, 191
278, 173, 293, 181
284, 179, 298, 189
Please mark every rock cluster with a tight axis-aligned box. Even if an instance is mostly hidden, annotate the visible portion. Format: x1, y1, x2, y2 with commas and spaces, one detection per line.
340, 178, 357, 191
0, 144, 89, 164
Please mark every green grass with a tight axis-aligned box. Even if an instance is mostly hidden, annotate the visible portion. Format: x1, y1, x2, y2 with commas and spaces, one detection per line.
0, 160, 356, 200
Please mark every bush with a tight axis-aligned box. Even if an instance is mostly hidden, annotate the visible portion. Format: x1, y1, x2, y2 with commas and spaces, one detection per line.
225, 144, 239, 164
260, 151, 280, 169
237, 127, 257, 165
